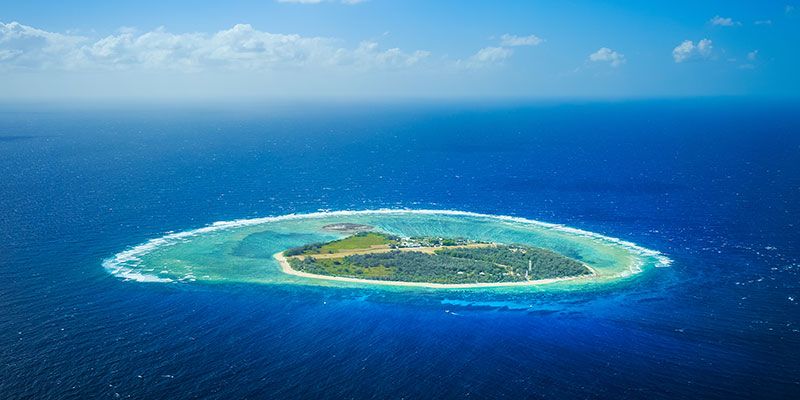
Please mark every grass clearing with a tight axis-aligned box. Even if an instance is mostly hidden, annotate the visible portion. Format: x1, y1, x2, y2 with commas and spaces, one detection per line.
316, 232, 397, 253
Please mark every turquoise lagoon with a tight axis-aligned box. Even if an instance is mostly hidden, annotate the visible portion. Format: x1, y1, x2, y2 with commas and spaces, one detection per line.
104, 210, 671, 291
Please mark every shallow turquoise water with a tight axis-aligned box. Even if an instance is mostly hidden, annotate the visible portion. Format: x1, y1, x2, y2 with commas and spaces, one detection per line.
105, 210, 671, 291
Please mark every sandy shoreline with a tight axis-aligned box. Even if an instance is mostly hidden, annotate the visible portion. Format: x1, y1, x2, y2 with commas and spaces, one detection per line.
273, 252, 595, 289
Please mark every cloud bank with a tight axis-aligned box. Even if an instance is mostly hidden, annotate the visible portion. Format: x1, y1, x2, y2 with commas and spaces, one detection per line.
0, 21, 427, 72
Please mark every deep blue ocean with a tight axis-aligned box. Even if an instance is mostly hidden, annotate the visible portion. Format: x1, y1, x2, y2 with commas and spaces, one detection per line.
1, 100, 799, 399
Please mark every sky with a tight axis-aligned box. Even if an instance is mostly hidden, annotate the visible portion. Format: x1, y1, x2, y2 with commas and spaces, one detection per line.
1, 0, 798, 101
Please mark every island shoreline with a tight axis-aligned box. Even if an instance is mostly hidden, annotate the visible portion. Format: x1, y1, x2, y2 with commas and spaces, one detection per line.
274, 252, 596, 289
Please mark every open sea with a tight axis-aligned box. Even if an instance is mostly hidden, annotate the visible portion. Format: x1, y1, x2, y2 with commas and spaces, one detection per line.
1, 100, 799, 399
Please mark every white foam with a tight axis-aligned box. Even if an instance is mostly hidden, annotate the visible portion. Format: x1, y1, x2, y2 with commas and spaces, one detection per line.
103, 209, 672, 283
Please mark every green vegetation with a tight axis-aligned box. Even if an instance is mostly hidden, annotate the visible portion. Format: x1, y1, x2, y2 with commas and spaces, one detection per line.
340, 251, 509, 283
435, 246, 589, 280
284, 233, 591, 284
289, 256, 395, 279
283, 232, 399, 256
319, 232, 398, 252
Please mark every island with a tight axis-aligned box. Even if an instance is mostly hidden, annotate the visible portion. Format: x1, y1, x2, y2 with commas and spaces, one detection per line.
107, 210, 671, 288
275, 232, 594, 287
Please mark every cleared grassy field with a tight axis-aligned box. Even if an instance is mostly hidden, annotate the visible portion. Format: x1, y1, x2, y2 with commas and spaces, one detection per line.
316, 232, 397, 253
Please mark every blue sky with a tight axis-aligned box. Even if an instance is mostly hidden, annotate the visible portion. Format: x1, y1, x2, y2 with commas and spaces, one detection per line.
1, 0, 798, 100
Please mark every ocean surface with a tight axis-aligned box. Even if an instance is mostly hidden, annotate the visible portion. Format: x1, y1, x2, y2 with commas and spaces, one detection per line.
1, 100, 799, 399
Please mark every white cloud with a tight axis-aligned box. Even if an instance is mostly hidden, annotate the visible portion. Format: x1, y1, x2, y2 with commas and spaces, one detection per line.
754, 19, 773, 25
588, 47, 626, 67
0, 22, 427, 72
457, 34, 542, 68
709, 15, 740, 26
351, 41, 430, 68
468, 46, 513, 65
672, 39, 713, 63
0, 21, 88, 68
499, 34, 543, 47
